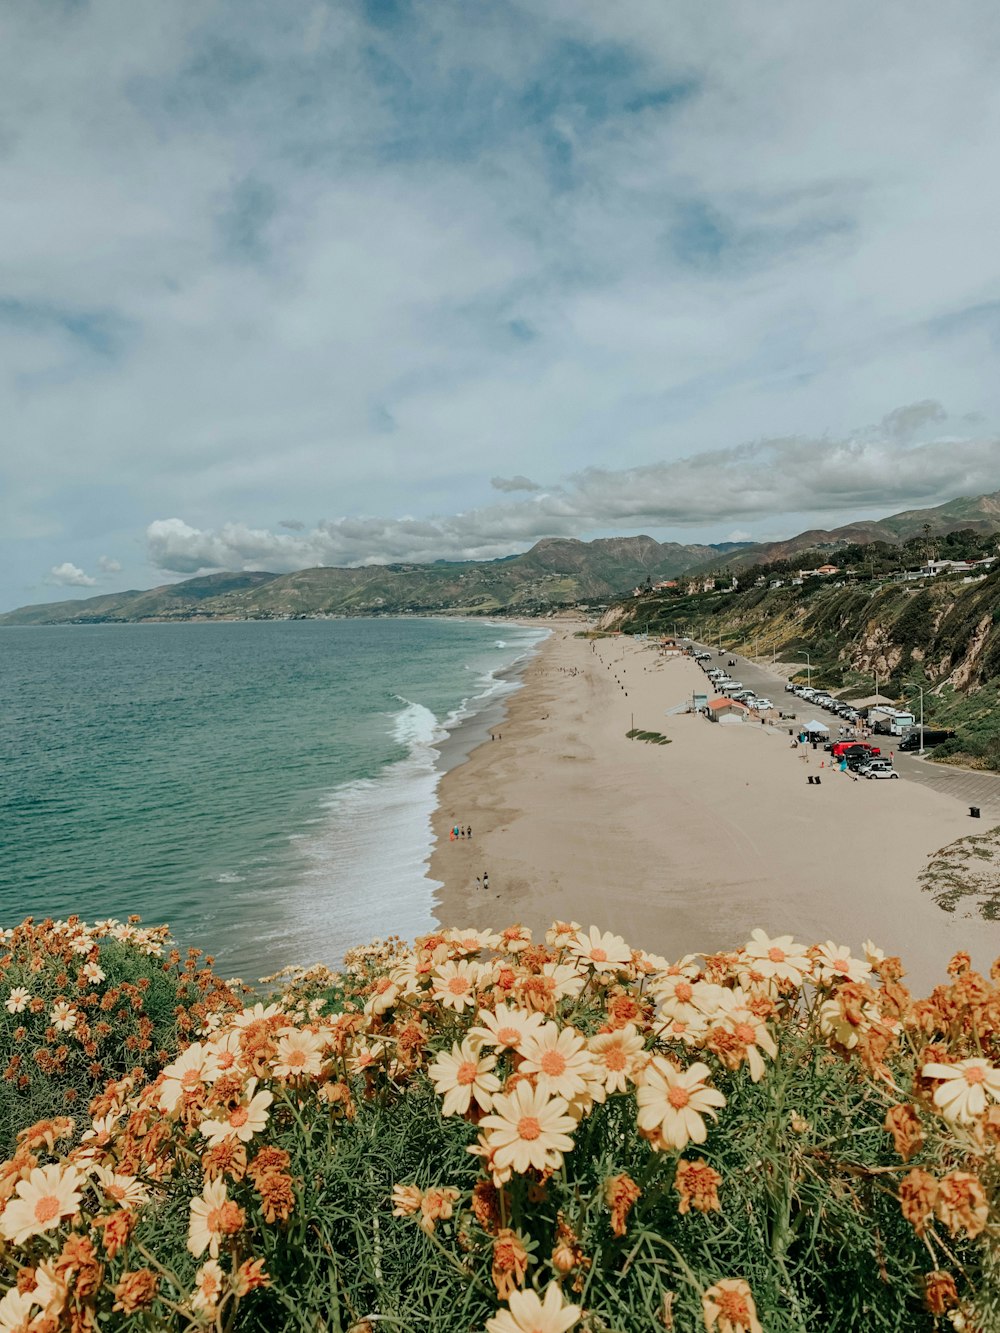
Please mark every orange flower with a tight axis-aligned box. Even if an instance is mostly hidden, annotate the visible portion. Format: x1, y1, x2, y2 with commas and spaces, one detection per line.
234, 1258, 270, 1296
471, 1180, 502, 1233
899, 1169, 937, 1235
255, 1171, 296, 1224
674, 1159, 722, 1215
702, 1278, 762, 1333
924, 1271, 959, 1316
884, 1105, 923, 1162
491, 1227, 531, 1299
934, 1171, 989, 1239
112, 1269, 159, 1315
93, 1209, 135, 1259
419, 1186, 461, 1234
604, 1173, 642, 1236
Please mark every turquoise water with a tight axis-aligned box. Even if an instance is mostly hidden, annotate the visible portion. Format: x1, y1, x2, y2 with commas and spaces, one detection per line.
0, 618, 545, 979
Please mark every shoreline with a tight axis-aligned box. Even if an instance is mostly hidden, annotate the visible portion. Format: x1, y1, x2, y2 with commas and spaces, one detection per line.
427, 630, 1000, 990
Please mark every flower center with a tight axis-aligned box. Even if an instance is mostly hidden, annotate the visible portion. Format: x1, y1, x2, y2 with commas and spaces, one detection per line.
376, 978, 393, 994
717, 1293, 750, 1320
34, 1195, 61, 1224
767, 946, 786, 963
288, 1050, 307, 1067
675, 982, 693, 1003
605, 1049, 627, 1071
964, 1066, 986, 1085
106, 1183, 126, 1200
448, 977, 469, 995
589, 948, 608, 962
497, 1027, 521, 1046
206, 1206, 225, 1233
229, 1106, 249, 1128
540, 1050, 567, 1077
667, 1085, 690, 1109
181, 1069, 202, 1089
457, 1060, 479, 1086
832, 958, 849, 973
735, 1023, 756, 1045
517, 1116, 541, 1141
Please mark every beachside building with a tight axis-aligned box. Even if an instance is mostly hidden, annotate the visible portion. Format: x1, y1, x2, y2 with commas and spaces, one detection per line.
705, 696, 750, 725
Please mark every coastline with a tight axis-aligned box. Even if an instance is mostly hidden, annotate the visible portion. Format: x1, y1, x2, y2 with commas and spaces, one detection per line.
427, 629, 1000, 991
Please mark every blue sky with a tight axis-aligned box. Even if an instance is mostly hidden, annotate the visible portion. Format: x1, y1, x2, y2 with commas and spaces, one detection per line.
3, 0, 1000, 608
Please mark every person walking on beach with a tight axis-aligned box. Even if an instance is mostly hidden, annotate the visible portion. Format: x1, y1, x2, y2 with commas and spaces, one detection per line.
483, 871, 489, 892
476, 876, 482, 890
467, 825, 473, 839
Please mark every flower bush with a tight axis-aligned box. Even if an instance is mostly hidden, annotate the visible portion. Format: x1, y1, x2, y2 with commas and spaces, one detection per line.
0, 918, 997, 1331
0, 917, 243, 1150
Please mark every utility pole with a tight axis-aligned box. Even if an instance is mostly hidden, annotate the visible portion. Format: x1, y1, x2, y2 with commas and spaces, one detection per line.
803, 650, 811, 689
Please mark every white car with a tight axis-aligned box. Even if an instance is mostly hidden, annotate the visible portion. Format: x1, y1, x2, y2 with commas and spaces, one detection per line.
752, 698, 774, 711
864, 766, 899, 779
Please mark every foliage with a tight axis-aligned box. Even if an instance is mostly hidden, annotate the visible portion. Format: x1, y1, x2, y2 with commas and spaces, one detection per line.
0, 918, 244, 1152
1, 920, 999, 1331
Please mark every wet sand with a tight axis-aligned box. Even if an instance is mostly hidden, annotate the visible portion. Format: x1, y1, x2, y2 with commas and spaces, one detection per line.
427, 628, 1000, 991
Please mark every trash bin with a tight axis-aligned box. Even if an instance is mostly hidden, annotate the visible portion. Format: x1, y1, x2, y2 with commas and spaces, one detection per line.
970, 806, 981, 819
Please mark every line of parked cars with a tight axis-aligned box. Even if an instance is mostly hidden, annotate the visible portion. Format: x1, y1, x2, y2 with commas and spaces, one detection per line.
784, 682, 862, 727
702, 663, 773, 713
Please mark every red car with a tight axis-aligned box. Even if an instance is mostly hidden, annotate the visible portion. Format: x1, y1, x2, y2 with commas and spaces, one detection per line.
831, 741, 881, 758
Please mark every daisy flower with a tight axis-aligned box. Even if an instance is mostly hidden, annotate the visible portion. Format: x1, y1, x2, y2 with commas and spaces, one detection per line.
272, 1028, 326, 1079
446, 927, 502, 954
478, 1082, 578, 1175
545, 921, 582, 949
187, 1178, 244, 1259
702, 1278, 763, 1333
200, 1080, 273, 1145
205, 1030, 243, 1079
232, 1002, 285, 1028
0, 1164, 84, 1245
486, 1283, 581, 1333
191, 1260, 226, 1313
50, 1001, 79, 1032
812, 942, 870, 986
715, 994, 777, 1082
428, 1039, 501, 1116
741, 930, 810, 987
469, 1003, 546, 1053
922, 1058, 1000, 1125
588, 1024, 645, 1096
432, 960, 481, 1012
499, 925, 532, 953
539, 962, 586, 1001
0, 1288, 37, 1332
158, 1043, 222, 1114
518, 1024, 596, 1100
81, 962, 106, 985
92, 1165, 149, 1209
636, 1058, 726, 1151
570, 926, 631, 974
4, 987, 30, 1015
364, 975, 400, 1017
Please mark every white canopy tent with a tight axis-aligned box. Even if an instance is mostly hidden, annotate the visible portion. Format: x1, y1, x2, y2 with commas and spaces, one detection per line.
802, 719, 830, 733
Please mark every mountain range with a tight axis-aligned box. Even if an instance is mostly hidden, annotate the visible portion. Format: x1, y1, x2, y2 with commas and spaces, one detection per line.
4, 488, 1000, 625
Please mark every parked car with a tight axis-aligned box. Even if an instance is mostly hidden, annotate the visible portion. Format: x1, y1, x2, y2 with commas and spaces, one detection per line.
865, 766, 900, 779
898, 729, 956, 751
753, 698, 774, 711
832, 741, 881, 759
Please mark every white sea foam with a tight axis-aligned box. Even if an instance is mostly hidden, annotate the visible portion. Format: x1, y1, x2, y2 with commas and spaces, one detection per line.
215, 871, 246, 884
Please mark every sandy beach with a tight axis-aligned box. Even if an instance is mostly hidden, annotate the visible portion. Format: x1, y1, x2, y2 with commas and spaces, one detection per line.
429, 627, 1000, 991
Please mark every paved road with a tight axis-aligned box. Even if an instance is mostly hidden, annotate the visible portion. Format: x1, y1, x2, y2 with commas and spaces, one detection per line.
691, 643, 1000, 821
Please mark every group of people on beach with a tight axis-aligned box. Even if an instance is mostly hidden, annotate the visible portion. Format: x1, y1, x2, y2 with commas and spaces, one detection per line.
449, 824, 472, 840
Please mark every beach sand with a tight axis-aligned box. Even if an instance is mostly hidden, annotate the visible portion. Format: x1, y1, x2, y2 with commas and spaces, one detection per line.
428, 627, 1000, 991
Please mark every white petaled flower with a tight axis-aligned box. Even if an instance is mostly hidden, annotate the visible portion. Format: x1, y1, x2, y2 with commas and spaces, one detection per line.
158, 1042, 222, 1114
232, 1002, 285, 1028
428, 1039, 501, 1116
545, 920, 582, 949
205, 1030, 243, 1079
50, 1001, 79, 1032
92, 1165, 149, 1209
636, 1058, 726, 1151
445, 927, 502, 954
0, 1288, 38, 1332
431, 960, 481, 1012
539, 962, 586, 1001
364, 975, 400, 1017
200, 1080, 273, 1145
862, 938, 886, 966
570, 926, 632, 974
922, 1058, 1000, 1125
469, 1003, 546, 1053
812, 942, 871, 986
715, 993, 778, 1082
272, 1028, 325, 1079
0, 1165, 84, 1245
499, 925, 533, 953
81, 962, 106, 985
188, 1177, 239, 1259
191, 1260, 226, 1313
741, 930, 811, 987
4, 987, 30, 1015
478, 1082, 578, 1175
588, 1024, 646, 1097
486, 1282, 582, 1333
518, 1023, 597, 1100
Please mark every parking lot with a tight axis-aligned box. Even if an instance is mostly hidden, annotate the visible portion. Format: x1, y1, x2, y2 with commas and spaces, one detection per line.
693, 643, 1000, 821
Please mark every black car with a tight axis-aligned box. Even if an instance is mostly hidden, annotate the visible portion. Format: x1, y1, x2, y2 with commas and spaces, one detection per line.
899, 729, 955, 751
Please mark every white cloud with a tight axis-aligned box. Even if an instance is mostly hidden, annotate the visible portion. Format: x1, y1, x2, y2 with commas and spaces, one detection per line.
491, 475, 541, 493
49, 562, 96, 587
98, 555, 121, 573
146, 406, 1000, 573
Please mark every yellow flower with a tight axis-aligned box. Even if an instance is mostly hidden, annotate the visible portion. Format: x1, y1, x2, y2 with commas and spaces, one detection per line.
469, 1003, 546, 1053
187, 1177, 245, 1259
200, 1081, 273, 1145
636, 1058, 725, 1151
272, 1028, 325, 1079
922, 1058, 1000, 1125
486, 1282, 581, 1333
588, 1024, 645, 1097
478, 1082, 578, 1176
428, 1039, 501, 1116
702, 1278, 762, 1333
519, 1024, 596, 1100
191, 1259, 225, 1312
0, 1164, 84, 1245
431, 960, 481, 1012
570, 926, 631, 973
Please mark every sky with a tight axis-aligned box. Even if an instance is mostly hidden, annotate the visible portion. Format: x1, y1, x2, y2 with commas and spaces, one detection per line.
3, 1, 1000, 610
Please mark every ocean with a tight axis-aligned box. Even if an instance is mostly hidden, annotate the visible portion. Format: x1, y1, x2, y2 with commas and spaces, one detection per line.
0, 618, 547, 980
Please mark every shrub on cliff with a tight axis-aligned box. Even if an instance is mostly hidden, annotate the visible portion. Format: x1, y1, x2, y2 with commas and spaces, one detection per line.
0, 917, 243, 1151
0, 921, 998, 1331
